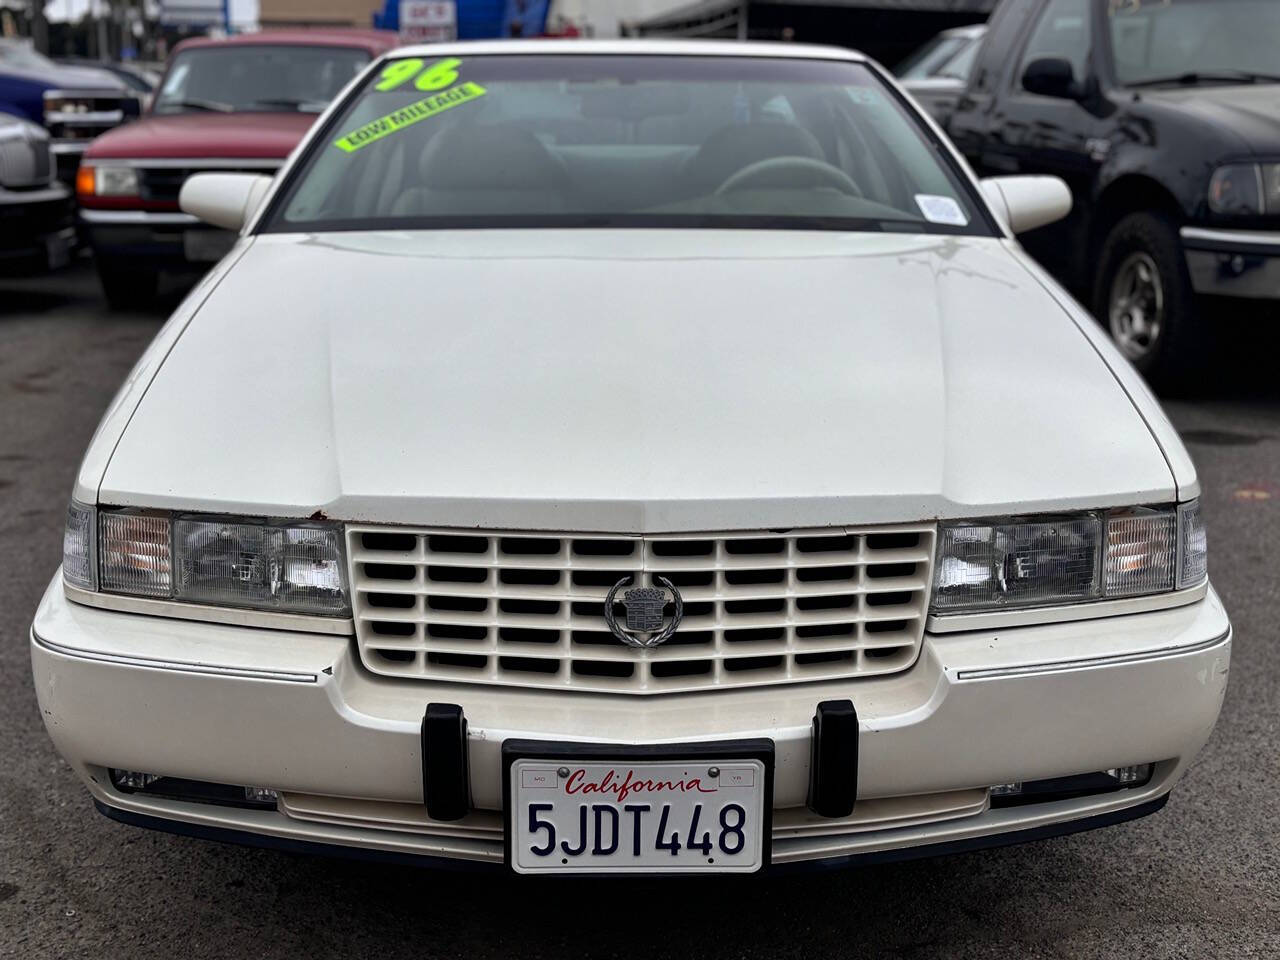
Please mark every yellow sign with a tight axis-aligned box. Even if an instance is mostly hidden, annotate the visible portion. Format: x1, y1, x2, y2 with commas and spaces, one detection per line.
333, 81, 487, 153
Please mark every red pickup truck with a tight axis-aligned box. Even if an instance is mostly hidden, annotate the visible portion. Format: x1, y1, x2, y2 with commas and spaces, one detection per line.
76, 29, 398, 308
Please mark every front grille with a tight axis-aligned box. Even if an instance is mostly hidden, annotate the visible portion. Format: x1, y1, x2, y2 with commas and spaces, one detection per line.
348, 525, 935, 694
45, 92, 141, 143
139, 164, 281, 205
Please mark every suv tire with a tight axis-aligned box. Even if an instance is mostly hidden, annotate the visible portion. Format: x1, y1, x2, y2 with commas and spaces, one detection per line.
1094, 212, 1205, 393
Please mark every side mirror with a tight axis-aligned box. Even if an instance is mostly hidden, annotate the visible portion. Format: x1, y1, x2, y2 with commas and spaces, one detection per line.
980, 175, 1073, 234
179, 172, 274, 232
1021, 56, 1079, 100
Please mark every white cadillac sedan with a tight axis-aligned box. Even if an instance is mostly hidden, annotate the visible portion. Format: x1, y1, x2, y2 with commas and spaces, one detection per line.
32, 41, 1230, 875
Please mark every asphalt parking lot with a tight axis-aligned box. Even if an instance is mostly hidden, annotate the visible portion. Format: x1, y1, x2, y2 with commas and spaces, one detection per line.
1, 263, 1277, 959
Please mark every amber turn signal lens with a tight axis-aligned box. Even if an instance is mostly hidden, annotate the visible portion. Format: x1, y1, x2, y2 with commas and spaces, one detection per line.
75, 164, 95, 198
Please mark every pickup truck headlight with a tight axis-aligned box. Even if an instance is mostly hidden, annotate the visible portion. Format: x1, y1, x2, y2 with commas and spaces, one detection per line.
75, 164, 139, 198
931, 503, 1206, 614
1208, 163, 1280, 215
63, 503, 349, 617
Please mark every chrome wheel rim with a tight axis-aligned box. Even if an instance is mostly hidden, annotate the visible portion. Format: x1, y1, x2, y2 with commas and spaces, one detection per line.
1109, 252, 1165, 361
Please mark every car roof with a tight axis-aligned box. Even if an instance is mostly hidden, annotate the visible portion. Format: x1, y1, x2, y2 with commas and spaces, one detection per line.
172, 29, 399, 56
389, 38, 869, 63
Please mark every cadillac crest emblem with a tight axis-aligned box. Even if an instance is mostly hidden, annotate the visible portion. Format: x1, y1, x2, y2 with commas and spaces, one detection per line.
603, 575, 683, 648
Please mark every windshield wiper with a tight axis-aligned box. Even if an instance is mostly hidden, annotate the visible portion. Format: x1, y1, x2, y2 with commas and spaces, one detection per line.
251, 97, 326, 113
1128, 70, 1280, 88
162, 98, 234, 113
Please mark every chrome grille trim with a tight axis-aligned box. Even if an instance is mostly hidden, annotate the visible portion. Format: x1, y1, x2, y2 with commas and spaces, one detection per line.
348, 525, 935, 695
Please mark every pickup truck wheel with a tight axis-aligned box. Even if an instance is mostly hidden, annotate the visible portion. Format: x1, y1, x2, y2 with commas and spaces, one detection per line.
1094, 212, 1203, 391
96, 258, 159, 310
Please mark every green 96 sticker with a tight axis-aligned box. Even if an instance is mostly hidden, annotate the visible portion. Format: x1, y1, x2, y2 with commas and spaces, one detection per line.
334, 58, 487, 153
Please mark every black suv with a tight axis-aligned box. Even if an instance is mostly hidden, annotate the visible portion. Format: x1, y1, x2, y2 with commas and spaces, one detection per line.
949, 0, 1280, 387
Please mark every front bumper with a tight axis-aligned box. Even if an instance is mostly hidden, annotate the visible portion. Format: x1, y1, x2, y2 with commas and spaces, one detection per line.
80, 208, 235, 267
1181, 227, 1280, 300
31, 575, 1231, 870
0, 183, 75, 274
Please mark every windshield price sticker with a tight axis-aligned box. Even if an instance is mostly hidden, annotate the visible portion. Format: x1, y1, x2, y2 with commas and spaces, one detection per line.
374, 56, 462, 92
333, 57, 486, 153
334, 82, 487, 152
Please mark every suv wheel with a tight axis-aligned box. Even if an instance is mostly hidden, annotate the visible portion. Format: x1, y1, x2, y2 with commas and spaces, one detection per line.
1094, 212, 1204, 391
96, 257, 159, 311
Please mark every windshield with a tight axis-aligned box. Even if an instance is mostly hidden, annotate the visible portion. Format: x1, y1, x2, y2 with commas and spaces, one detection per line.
1110, 0, 1280, 87
154, 45, 371, 115
268, 55, 989, 236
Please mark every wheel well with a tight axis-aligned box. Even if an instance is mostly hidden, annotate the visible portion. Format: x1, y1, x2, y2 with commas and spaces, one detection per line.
1090, 175, 1184, 255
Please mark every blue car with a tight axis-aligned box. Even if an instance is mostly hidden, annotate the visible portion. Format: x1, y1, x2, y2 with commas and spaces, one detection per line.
0, 39, 140, 184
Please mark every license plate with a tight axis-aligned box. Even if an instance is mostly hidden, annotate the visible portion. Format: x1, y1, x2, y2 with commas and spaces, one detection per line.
509, 757, 767, 874
183, 229, 234, 263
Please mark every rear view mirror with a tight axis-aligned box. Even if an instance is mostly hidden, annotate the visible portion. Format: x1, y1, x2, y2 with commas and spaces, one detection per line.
1021, 57, 1079, 100
980, 175, 1072, 234
179, 172, 274, 232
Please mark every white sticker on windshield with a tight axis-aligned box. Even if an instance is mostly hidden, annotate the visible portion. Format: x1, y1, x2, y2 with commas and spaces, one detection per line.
915, 194, 968, 226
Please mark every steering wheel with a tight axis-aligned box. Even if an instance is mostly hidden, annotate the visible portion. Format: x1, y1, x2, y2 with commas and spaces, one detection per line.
715, 156, 864, 197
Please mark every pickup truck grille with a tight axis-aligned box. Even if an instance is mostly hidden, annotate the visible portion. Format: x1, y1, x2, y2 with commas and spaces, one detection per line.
43, 91, 141, 145
139, 163, 281, 205
348, 525, 935, 695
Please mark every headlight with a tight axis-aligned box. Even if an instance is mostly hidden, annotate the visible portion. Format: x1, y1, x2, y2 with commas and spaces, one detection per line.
931, 503, 1205, 615
100, 511, 172, 597
76, 165, 140, 198
1208, 163, 1280, 215
64, 503, 349, 617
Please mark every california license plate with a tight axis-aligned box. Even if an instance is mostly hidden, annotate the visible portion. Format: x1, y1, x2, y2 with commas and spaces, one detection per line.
508, 757, 768, 874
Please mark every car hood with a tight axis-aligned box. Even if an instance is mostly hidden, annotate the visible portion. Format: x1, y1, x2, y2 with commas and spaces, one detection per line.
1141, 84, 1280, 155
99, 230, 1176, 531
2, 60, 125, 91
84, 111, 315, 159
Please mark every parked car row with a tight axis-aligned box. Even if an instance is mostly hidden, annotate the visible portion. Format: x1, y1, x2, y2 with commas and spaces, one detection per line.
75, 29, 397, 307
9, 1, 1280, 396
901, 0, 1280, 389
1, 30, 396, 303
0, 39, 142, 183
